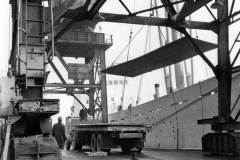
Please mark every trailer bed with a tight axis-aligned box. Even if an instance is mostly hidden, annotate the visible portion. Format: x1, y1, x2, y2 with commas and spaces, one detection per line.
71, 123, 146, 132
66, 117, 147, 152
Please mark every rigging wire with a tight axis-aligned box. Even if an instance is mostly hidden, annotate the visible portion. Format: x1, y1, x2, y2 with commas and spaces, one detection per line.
136, 25, 151, 105
153, 0, 167, 45
120, 27, 133, 107
111, 25, 144, 66
189, 15, 194, 84
193, 30, 209, 79
120, 0, 136, 107
136, 0, 154, 105
195, 30, 210, 79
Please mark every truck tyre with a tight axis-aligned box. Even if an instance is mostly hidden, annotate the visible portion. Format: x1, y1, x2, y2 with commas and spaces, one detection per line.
90, 134, 97, 152
72, 140, 82, 150
72, 134, 82, 151
121, 144, 132, 153
66, 141, 71, 150
103, 149, 111, 155
137, 148, 142, 153
73, 143, 82, 151
96, 134, 103, 151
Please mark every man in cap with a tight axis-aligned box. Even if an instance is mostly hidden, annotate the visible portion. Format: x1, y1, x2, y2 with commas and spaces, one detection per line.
52, 116, 66, 158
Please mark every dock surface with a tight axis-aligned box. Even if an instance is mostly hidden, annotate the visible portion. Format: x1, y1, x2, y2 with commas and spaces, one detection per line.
62, 149, 240, 160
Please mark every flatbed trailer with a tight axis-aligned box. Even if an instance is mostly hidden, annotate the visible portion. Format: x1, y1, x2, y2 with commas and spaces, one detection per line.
66, 117, 146, 153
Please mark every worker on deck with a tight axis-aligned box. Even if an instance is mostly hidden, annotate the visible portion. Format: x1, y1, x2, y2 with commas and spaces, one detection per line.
117, 104, 122, 112
79, 107, 88, 121
128, 104, 133, 121
52, 116, 67, 158
128, 104, 132, 110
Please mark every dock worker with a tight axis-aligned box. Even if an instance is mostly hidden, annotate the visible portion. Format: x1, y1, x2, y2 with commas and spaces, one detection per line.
52, 116, 67, 149
128, 104, 133, 121
79, 107, 88, 121
117, 104, 122, 112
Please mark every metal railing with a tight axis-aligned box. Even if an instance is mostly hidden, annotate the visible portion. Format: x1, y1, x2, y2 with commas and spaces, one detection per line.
59, 31, 113, 45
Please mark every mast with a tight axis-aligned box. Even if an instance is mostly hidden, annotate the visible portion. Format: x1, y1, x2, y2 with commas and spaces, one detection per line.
173, 0, 185, 90
189, 16, 194, 85
164, 7, 173, 94
153, 0, 171, 94
153, 0, 174, 94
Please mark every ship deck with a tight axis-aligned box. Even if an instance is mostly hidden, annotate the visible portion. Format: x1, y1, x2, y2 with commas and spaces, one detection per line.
62, 148, 240, 160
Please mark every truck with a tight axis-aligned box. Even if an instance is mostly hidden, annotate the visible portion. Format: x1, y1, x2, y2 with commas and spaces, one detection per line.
66, 117, 146, 153
51, 0, 147, 154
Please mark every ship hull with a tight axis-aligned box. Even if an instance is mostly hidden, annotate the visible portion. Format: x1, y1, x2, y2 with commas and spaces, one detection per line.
109, 75, 240, 149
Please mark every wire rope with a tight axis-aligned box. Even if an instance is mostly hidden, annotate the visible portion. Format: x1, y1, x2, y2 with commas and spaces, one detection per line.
111, 25, 144, 66
136, 26, 151, 105
120, 0, 136, 107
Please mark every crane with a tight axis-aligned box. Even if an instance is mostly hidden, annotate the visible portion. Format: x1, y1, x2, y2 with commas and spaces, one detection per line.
1, 0, 59, 159
1, 0, 109, 159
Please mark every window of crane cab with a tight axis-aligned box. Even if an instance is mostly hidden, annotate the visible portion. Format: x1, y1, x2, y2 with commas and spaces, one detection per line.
42, 0, 49, 7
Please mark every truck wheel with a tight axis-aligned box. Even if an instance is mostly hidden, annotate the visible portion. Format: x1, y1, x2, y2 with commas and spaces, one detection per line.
137, 148, 142, 153
90, 134, 97, 152
121, 145, 131, 153
96, 134, 103, 151
103, 149, 111, 155
74, 144, 82, 151
66, 142, 71, 150
72, 134, 82, 151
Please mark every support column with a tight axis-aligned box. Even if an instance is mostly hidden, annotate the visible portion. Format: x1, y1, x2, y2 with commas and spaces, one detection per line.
217, 0, 231, 121
99, 49, 108, 123
86, 57, 95, 118
172, 0, 185, 90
